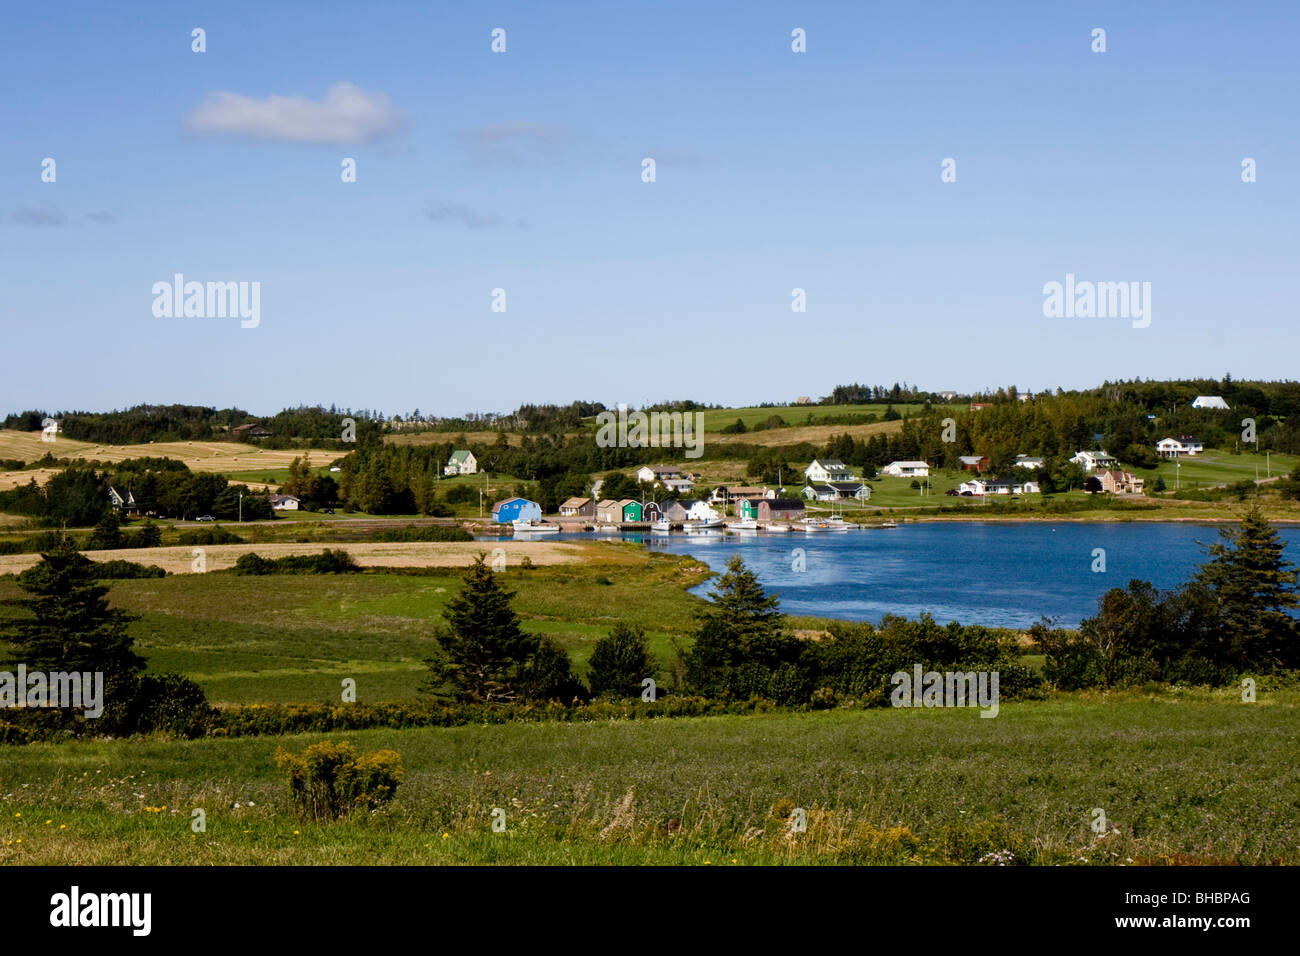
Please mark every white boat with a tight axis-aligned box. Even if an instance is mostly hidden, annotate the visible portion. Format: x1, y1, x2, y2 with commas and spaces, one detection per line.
683, 516, 725, 531
729, 517, 759, 532
880, 519, 898, 529
764, 522, 792, 533
651, 518, 671, 532
513, 519, 560, 533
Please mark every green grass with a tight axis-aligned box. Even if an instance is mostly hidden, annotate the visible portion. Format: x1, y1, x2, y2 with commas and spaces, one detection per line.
0, 548, 709, 705
1148, 449, 1298, 490
2, 688, 1296, 864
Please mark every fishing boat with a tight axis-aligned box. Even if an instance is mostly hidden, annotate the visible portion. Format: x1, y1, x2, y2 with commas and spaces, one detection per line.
764, 522, 792, 533
729, 516, 760, 532
880, 519, 898, 529
513, 519, 559, 534
651, 518, 671, 532
683, 516, 725, 531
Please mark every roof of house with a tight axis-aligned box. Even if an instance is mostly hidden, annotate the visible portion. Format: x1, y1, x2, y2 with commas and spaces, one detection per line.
811, 458, 846, 468
268, 493, 299, 504
888, 460, 929, 468
827, 481, 866, 491
764, 498, 805, 509
596, 499, 618, 509
958, 455, 986, 464
448, 449, 473, 463
617, 499, 637, 508
560, 497, 591, 508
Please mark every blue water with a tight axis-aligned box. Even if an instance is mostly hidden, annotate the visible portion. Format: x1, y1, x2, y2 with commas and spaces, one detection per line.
504, 523, 1300, 629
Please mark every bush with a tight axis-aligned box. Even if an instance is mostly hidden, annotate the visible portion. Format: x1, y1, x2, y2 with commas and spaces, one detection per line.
275, 741, 404, 821
91, 559, 167, 579
233, 549, 360, 575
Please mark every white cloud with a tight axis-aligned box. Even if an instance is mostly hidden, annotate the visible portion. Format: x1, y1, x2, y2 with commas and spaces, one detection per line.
183, 82, 403, 145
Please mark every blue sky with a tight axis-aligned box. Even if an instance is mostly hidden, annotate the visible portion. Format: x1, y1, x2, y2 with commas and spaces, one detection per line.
2, 1, 1297, 417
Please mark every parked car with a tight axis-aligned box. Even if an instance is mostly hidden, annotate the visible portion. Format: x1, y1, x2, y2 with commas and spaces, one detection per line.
945, 489, 959, 496
960, 491, 974, 497
195, 515, 216, 522
323, 508, 335, 515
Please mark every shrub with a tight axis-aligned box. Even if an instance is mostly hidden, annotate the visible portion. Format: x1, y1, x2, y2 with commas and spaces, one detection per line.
233, 549, 360, 575
275, 741, 404, 821
91, 559, 167, 579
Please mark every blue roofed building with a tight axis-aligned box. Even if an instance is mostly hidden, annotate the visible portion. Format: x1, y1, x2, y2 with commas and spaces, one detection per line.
491, 497, 542, 524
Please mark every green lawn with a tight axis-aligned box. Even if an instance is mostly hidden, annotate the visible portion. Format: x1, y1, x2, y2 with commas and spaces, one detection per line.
2, 689, 1296, 864
1149, 449, 1298, 490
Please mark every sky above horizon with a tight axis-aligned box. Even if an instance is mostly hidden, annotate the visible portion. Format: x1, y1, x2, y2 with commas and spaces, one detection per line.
2, 1, 1297, 418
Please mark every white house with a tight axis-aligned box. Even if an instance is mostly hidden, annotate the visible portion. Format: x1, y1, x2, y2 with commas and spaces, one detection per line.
804, 458, 852, 483
661, 477, 695, 493
1156, 436, 1204, 458
882, 460, 930, 478
269, 494, 300, 511
803, 482, 871, 502
959, 478, 1040, 496
1014, 455, 1044, 470
1069, 451, 1118, 473
1191, 395, 1229, 410
444, 450, 477, 476
636, 464, 683, 485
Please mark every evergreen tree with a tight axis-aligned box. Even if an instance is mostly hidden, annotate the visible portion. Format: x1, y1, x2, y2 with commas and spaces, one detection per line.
1194, 504, 1299, 668
588, 622, 654, 698
423, 554, 531, 703
2, 536, 145, 679
684, 556, 800, 699
87, 509, 123, 550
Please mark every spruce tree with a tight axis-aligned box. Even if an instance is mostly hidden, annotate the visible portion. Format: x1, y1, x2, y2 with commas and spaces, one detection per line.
425, 554, 531, 703
3, 536, 144, 679
588, 622, 653, 698
1194, 503, 1299, 669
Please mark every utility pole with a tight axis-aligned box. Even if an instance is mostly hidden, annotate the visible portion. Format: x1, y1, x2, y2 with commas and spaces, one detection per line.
238, 491, 243, 522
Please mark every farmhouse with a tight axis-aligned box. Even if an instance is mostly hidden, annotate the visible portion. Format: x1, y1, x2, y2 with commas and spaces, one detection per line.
758, 498, 806, 522
559, 497, 594, 517
230, 423, 272, 442
1191, 396, 1229, 410
636, 464, 683, 485
804, 458, 852, 482
444, 450, 477, 476
1098, 470, 1145, 494
882, 460, 930, 478
107, 486, 140, 516
491, 497, 541, 524
958, 455, 988, 472
1156, 436, 1204, 458
268, 494, 300, 511
1069, 450, 1118, 473
970, 402, 992, 412
1014, 455, 1045, 470
661, 477, 695, 493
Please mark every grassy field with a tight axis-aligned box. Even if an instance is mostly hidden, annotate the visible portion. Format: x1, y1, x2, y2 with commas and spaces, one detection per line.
1, 689, 1296, 865
1150, 449, 1297, 489
0, 543, 705, 704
